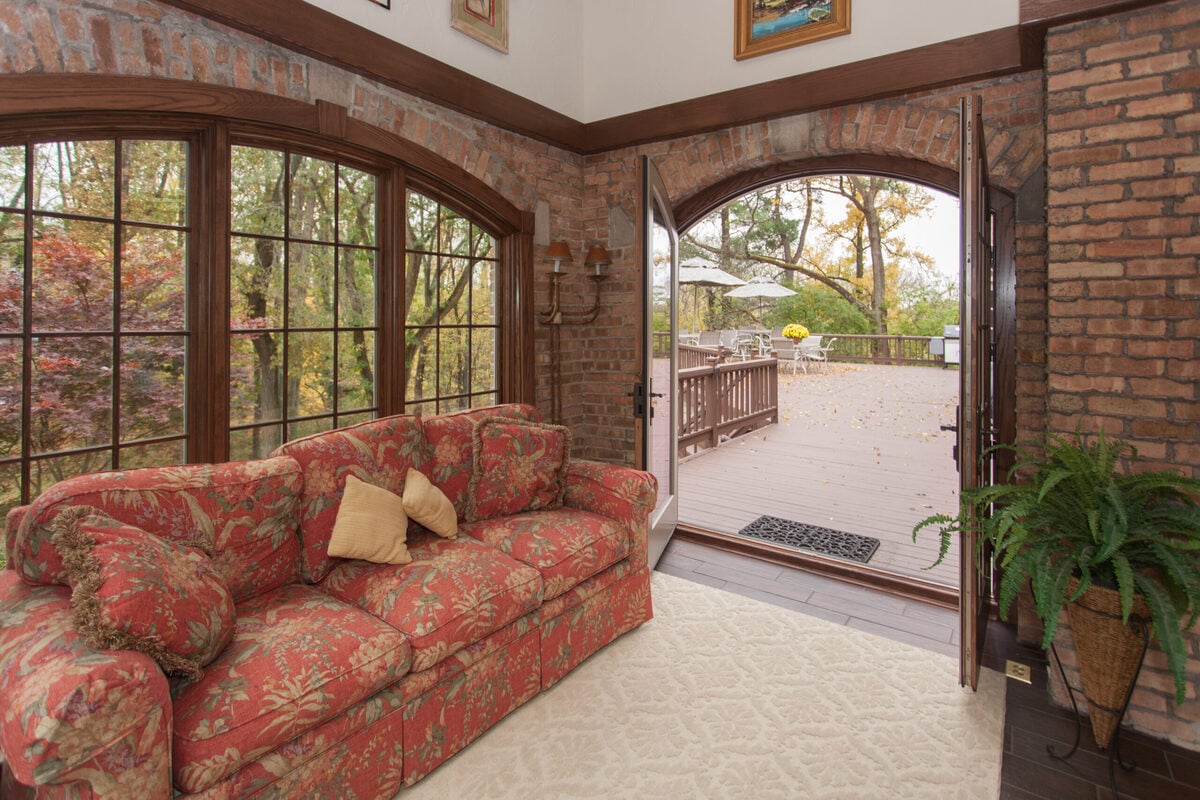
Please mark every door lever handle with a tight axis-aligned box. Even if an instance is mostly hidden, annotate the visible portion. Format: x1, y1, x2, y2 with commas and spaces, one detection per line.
940, 424, 958, 432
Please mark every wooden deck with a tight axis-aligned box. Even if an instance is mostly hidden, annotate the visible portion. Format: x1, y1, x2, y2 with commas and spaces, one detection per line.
677, 362, 961, 587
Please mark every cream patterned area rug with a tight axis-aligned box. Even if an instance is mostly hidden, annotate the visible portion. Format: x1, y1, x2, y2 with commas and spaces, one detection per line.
400, 572, 1005, 799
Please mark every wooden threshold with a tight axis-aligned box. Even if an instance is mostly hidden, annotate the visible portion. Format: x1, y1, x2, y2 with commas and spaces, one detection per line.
675, 524, 959, 611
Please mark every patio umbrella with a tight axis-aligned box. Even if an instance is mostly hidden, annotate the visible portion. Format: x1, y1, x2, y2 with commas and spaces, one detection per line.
679, 257, 745, 331
724, 276, 797, 321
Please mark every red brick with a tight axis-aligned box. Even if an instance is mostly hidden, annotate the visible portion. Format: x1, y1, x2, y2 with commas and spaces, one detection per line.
1132, 419, 1196, 441
1084, 35, 1165, 66
1129, 377, 1194, 398
1087, 318, 1167, 337
1090, 239, 1166, 258
1085, 75, 1165, 104
1127, 298, 1195, 317
1086, 119, 1169, 143
1088, 395, 1167, 417
1127, 93, 1195, 119
1084, 199, 1164, 220
1090, 279, 1167, 298
1128, 50, 1194, 78
1048, 143, 1124, 168
1088, 159, 1165, 182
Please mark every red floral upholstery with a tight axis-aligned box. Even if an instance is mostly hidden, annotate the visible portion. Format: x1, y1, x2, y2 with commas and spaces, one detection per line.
401, 628, 542, 785
539, 566, 653, 688
564, 459, 658, 568
171, 583, 411, 794
12, 457, 303, 603
53, 509, 237, 680
0, 404, 661, 799
468, 417, 572, 521
420, 403, 540, 516
273, 414, 428, 583
460, 508, 628, 599
0, 571, 173, 798
320, 532, 544, 672
3, 506, 23, 570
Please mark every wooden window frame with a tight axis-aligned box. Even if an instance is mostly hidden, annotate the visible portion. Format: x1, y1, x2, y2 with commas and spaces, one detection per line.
0, 75, 534, 506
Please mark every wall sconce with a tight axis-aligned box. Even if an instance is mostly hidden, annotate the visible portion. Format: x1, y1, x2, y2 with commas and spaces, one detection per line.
539, 242, 610, 325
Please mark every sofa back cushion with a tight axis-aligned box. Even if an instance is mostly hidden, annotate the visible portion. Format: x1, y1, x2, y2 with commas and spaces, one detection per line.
420, 404, 541, 517
13, 457, 303, 602
272, 414, 427, 583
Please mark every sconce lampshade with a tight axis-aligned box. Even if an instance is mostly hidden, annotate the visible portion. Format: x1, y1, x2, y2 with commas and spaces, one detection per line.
545, 241, 574, 261
584, 245, 611, 276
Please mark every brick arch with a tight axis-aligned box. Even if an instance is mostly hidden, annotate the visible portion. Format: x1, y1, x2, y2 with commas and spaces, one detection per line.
673, 153, 960, 233
0, 0, 546, 212
652, 80, 1043, 221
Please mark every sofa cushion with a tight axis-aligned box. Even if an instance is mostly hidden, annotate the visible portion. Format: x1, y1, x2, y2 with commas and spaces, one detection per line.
402, 469, 458, 538
327, 476, 411, 564
13, 457, 303, 603
273, 414, 427, 583
171, 583, 411, 794
460, 508, 628, 600
320, 533, 544, 672
420, 404, 541, 517
52, 507, 236, 680
468, 417, 571, 521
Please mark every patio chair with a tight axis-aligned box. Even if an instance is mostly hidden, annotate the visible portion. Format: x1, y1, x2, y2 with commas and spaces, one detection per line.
771, 337, 804, 374
797, 336, 824, 371
697, 330, 721, 348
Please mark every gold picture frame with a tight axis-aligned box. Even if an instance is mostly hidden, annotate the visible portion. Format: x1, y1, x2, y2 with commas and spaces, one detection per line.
735, 0, 851, 61
451, 0, 508, 54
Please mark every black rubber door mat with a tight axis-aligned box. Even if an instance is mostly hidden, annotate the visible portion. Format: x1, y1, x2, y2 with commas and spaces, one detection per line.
736, 515, 880, 564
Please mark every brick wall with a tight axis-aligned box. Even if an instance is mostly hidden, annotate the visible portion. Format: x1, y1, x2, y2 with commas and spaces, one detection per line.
1044, 0, 1200, 749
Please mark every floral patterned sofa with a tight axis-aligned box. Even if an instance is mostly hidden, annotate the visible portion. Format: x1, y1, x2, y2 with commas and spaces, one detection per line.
0, 404, 656, 799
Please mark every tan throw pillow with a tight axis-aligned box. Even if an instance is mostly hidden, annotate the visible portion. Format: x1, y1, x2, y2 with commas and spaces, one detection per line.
327, 476, 412, 564
403, 469, 458, 538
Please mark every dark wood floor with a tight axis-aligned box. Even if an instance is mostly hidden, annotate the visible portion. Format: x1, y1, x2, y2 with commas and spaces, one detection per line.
659, 538, 1200, 800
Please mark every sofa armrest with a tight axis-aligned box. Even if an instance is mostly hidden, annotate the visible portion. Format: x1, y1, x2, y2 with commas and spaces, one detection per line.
0, 572, 172, 799
563, 460, 658, 567
4, 506, 25, 570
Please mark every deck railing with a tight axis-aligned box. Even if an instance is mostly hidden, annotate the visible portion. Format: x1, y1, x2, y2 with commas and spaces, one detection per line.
678, 357, 778, 456
821, 334, 944, 366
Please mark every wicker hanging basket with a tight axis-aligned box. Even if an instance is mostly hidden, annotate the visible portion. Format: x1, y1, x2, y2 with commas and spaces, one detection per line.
1065, 577, 1150, 750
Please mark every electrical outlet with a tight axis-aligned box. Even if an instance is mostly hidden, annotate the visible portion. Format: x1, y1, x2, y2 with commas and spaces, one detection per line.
1005, 660, 1032, 684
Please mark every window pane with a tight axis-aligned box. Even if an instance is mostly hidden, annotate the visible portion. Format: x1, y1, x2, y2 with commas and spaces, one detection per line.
338, 411, 373, 428
0, 213, 24, 332
121, 140, 187, 226
438, 327, 468, 397
0, 339, 20, 458
407, 328, 436, 402
288, 416, 332, 441
0, 461, 20, 520
288, 243, 335, 328
339, 247, 375, 327
230, 331, 282, 425
231, 146, 284, 237
470, 227, 495, 260
121, 227, 186, 330
406, 250, 435, 326
406, 192, 439, 250
32, 141, 114, 218
121, 336, 185, 442
288, 331, 333, 418
31, 337, 112, 452
440, 395, 469, 413
289, 154, 335, 243
231, 235, 283, 330
338, 166, 376, 246
471, 328, 496, 394
121, 440, 185, 469
338, 330, 374, 411
230, 425, 281, 461
470, 392, 498, 409
439, 257, 470, 323
30, 451, 111, 499
471, 259, 495, 322
0, 146, 24, 210
33, 221, 114, 332
439, 207, 472, 256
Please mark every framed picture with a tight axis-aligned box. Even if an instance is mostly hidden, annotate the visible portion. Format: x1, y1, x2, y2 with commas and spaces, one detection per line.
451, 0, 508, 54
734, 0, 851, 61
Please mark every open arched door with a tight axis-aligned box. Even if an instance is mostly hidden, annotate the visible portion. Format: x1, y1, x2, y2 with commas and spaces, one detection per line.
636, 156, 679, 568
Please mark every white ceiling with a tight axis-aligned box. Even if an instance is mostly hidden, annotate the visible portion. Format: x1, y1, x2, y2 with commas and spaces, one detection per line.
302, 0, 1018, 123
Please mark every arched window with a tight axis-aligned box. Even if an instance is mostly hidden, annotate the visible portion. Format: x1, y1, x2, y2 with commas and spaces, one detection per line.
0, 88, 533, 519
